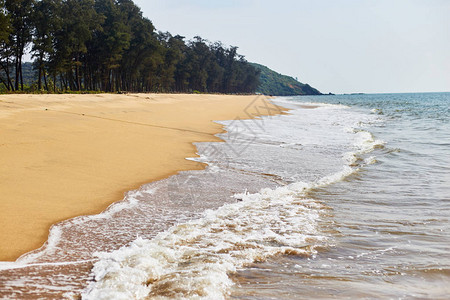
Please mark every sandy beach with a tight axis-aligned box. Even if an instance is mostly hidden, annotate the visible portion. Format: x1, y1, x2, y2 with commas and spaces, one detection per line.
0, 93, 284, 261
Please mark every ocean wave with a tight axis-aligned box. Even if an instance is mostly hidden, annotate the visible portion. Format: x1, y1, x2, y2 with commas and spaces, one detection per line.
83, 157, 369, 300
83, 182, 328, 299
83, 99, 382, 299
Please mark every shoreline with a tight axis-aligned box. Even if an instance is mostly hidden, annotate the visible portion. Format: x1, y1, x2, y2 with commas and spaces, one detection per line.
0, 93, 286, 261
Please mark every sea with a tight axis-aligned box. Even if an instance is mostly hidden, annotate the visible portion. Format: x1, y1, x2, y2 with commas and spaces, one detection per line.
0, 93, 449, 299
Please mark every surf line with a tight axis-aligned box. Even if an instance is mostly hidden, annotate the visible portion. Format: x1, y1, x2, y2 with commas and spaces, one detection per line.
0, 259, 97, 271
43, 108, 215, 136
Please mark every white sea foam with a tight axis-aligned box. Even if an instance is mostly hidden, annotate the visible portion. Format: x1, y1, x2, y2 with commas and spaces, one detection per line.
3, 188, 157, 269
83, 155, 368, 299
83, 184, 327, 300
83, 134, 377, 299
82, 99, 383, 299
11, 226, 64, 266
84, 188, 156, 222
343, 129, 385, 167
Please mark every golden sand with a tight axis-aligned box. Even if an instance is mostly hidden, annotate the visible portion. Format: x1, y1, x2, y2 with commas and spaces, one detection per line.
0, 93, 284, 261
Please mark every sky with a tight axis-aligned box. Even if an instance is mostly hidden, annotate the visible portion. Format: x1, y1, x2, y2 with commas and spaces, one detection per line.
132, 0, 450, 94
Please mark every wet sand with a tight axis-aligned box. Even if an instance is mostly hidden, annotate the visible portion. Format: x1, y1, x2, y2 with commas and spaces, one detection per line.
0, 93, 284, 261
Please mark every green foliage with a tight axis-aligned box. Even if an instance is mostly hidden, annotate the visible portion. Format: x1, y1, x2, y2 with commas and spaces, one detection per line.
251, 63, 321, 96
0, 0, 11, 89
0, 0, 10, 42
31, 0, 59, 90
1, 0, 34, 91
1, 0, 260, 94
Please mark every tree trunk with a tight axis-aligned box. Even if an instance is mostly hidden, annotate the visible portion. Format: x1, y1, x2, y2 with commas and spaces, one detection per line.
53, 74, 57, 92
38, 58, 42, 90
43, 71, 49, 91
14, 54, 19, 91
19, 43, 24, 91
75, 54, 81, 91
6, 60, 13, 91
0, 60, 13, 91
19, 58, 23, 91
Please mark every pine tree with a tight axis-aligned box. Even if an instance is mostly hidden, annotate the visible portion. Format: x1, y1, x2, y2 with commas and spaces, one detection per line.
0, 0, 13, 90
5, 0, 34, 90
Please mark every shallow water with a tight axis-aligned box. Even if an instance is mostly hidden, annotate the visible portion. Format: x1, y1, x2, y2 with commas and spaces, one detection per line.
229, 93, 450, 299
1, 93, 449, 299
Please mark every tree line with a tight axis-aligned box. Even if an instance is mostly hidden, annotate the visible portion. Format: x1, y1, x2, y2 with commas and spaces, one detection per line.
0, 0, 260, 93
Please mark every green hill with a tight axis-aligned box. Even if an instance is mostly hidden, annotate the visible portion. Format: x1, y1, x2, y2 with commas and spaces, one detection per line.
251, 63, 321, 96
